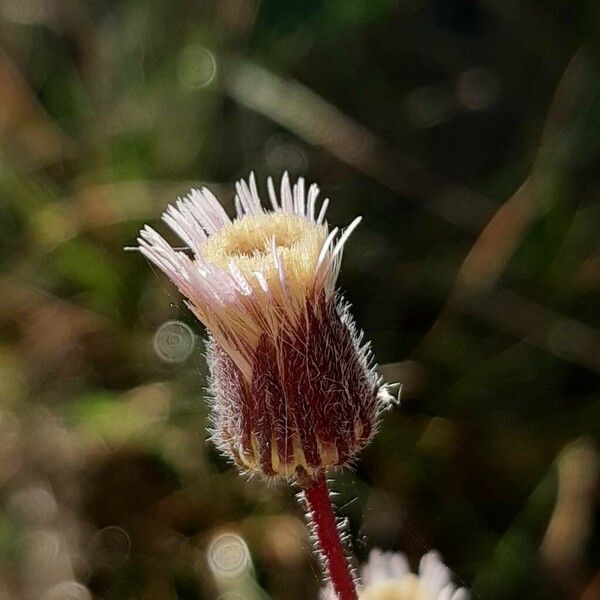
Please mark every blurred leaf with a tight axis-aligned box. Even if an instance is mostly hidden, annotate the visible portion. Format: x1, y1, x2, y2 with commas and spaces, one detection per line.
47, 238, 123, 318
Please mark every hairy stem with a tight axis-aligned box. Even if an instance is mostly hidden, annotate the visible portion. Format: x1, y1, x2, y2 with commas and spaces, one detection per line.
301, 471, 358, 600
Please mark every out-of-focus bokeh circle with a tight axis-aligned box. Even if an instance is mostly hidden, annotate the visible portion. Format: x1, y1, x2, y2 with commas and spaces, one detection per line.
8, 484, 57, 524
153, 320, 196, 363
207, 533, 250, 578
178, 46, 217, 89
89, 526, 131, 568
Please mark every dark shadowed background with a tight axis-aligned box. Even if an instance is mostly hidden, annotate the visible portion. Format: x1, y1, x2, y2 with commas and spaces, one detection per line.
1, 1, 600, 598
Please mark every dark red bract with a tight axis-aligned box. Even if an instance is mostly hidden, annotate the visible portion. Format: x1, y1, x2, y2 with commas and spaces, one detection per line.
208, 294, 379, 478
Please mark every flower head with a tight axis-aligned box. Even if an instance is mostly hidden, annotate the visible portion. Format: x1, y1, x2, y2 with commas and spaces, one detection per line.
322, 549, 470, 600
138, 173, 384, 478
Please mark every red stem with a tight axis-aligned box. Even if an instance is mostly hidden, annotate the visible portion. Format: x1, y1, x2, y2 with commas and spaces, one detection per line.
302, 472, 358, 600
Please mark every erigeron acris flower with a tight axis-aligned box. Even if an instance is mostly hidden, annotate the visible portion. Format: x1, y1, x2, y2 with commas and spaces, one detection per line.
137, 173, 390, 479
322, 549, 470, 600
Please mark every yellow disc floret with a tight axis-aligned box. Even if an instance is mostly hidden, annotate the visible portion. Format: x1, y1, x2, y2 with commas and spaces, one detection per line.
202, 212, 327, 303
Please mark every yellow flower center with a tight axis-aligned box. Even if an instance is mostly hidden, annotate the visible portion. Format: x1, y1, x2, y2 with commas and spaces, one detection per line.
361, 575, 424, 600
202, 213, 326, 302
221, 219, 301, 257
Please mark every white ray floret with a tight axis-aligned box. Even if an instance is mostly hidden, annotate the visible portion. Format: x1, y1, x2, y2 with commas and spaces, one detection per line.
316, 197, 329, 225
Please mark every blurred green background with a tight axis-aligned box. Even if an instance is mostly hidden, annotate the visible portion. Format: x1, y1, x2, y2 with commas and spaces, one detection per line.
1, 1, 600, 598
